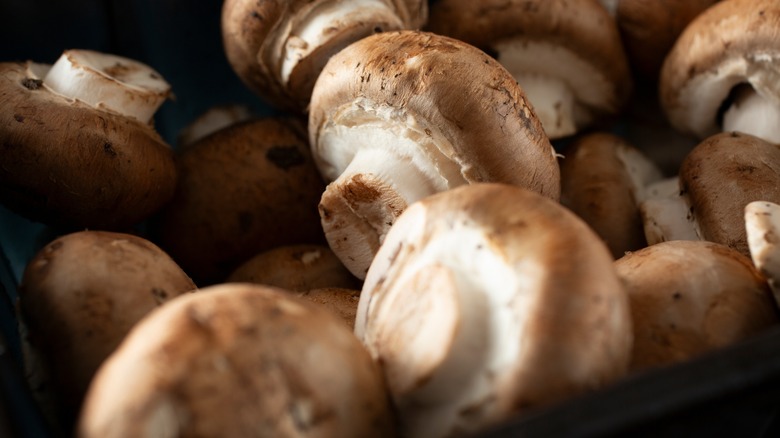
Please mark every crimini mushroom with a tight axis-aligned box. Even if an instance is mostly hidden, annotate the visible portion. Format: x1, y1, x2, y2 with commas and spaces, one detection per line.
560, 132, 663, 258
151, 117, 326, 285
356, 183, 631, 438
227, 244, 360, 291
640, 132, 780, 256
745, 200, 780, 306
660, 0, 780, 143
222, 0, 427, 110
18, 231, 195, 426
78, 283, 395, 438
0, 50, 176, 230
614, 240, 778, 373
310, 30, 559, 279
426, 0, 632, 139
598, 0, 718, 81
297, 287, 362, 328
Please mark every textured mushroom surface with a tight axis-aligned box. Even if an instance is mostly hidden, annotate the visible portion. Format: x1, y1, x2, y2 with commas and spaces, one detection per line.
427, 0, 632, 138
615, 240, 778, 373
660, 0, 780, 140
78, 283, 394, 438
19, 231, 195, 423
310, 30, 559, 279
222, 0, 427, 110
0, 61, 176, 230
151, 117, 326, 285
356, 183, 631, 438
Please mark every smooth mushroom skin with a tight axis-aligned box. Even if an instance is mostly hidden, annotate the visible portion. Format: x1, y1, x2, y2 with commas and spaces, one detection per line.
426, 0, 632, 139
227, 244, 361, 291
18, 231, 195, 426
560, 132, 663, 258
614, 240, 778, 373
150, 117, 326, 286
297, 287, 361, 328
608, 0, 719, 81
310, 30, 559, 279
0, 62, 176, 230
357, 183, 631, 438
660, 0, 780, 141
221, 0, 427, 111
78, 283, 395, 438
680, 132, 780, 257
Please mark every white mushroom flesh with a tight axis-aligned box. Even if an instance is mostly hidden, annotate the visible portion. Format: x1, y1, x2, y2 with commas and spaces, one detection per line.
358, 211, 539, 438
668, 52, 780, 139
493, 39, 613, 139
745, 200, 780, 306
722, 85, 780, 144
43, 50, 171, 124
279, 0, 404, 85
315, 97, 468, 277
614, 144, 665, 204
640, 177, 701, 245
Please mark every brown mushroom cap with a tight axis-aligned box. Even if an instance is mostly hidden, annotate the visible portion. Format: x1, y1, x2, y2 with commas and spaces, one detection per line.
78, 283, 395, 438
310, 30, 559, 279
614, 0, 718, 81
680, 132, 780, 257
227, 244, 360, 291
426, 0, 632, 137
18, 231, 195, 423
660, 0, 780, 139
614, 240, 778, 372
297, 287, 361, 328
150, 117, 326, 285
560, 132, 662, 258
0, 62, 176, 230
221, 0, 427, 110
357, 183, 631, 437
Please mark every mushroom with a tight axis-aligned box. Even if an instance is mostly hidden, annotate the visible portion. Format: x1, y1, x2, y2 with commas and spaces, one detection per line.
310, 30, 559, 279
598, 0, 719, 81
18, 230, 195, 428
426, 0, 632, 139
639, 132, 780, 256
356, 183, 631, 438
660, 0, 780, 143
614, 240, 778, 373
177, 104, 253, 148
221, 0, 427, 110
78, 283, 395, 437
745, 200, 780, 307
297, 287, 361, 328
0, 50, 176, 230
227, 244, 360, 291
560, 132, 663, 258
150, 117, 326, 285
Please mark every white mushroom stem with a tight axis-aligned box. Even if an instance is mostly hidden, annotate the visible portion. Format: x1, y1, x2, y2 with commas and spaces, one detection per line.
639, 177, 701, 245
614, 144, 665, 203
320, 147, 437, 278
513, 74, 577, 139
43, 50, 171, 124
722, 86, 780, 144
280, 0, 403, 85
745, 200, 780, 306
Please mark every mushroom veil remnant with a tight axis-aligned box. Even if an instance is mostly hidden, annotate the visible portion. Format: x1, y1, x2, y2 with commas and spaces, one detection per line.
660, 0, 780, 143
0, 50, 176, 230
309, 30, 560, 279
222, 0, 428, 110
356, 183, 631, 438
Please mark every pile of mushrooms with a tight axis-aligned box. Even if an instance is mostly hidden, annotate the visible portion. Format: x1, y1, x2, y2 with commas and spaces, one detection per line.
7, 0, 780, 436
